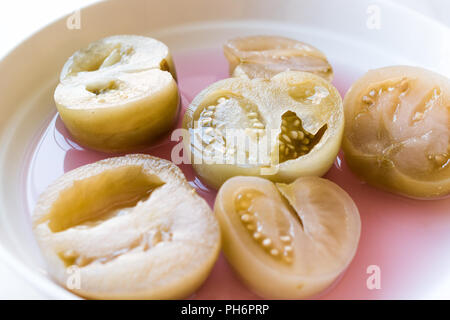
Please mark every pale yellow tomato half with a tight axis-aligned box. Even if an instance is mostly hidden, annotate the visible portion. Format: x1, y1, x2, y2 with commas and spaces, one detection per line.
214, 176, 361, 299
33, 154, 220, 299
183, 71, 344, 189
224, 35, 333, 81
343, 66, 450, 199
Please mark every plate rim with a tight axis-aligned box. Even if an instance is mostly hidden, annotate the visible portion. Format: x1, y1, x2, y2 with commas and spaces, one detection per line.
0, 0, 448, 300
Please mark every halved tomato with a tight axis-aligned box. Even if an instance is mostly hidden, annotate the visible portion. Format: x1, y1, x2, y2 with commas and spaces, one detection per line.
182, 71, 344, 189
343, 66, 450, 199
224, 35, 333, 81
32, 154, 220, 299
214, 176, 361, 299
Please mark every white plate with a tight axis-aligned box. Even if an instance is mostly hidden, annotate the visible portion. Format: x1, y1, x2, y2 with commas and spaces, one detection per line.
0, 0, 449, 299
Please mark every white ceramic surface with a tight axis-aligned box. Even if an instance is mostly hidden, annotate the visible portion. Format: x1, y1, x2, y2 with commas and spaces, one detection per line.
0, 0, 449, 299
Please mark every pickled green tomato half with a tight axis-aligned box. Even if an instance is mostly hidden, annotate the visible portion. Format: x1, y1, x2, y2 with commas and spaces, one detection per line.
54, 35, 179, 152
32, 155, 220, 299
182, 71, 344, 189
343, 66, 450, 199
214, 176, 361, 299
224, 35, 333, 81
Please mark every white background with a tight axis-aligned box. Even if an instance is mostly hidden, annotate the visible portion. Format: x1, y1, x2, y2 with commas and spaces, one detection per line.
0, 0, 448, 299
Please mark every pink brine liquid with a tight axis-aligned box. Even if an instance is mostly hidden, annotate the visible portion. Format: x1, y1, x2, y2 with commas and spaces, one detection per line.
25, 48, 450, 299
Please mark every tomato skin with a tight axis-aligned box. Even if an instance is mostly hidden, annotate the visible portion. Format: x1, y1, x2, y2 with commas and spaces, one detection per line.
343, 66, 450, 199
342, 150, 449, 199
